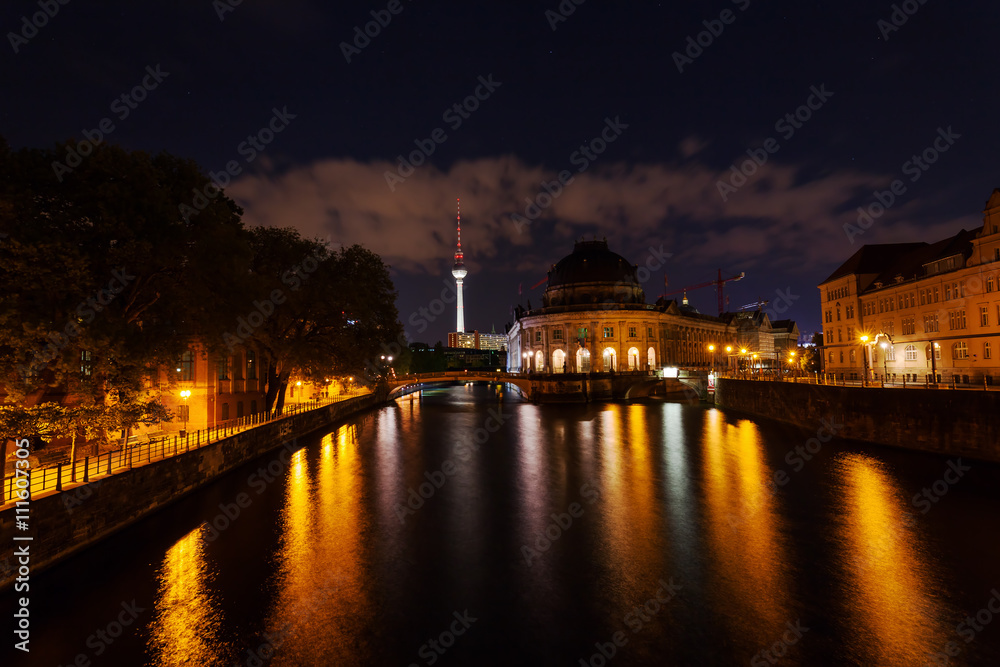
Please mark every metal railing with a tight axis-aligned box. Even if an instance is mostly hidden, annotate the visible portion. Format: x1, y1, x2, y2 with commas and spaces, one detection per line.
715, 372, 999, 391
2, 389, 370, 505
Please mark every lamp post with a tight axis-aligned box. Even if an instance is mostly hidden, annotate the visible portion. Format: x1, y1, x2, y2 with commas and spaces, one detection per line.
740, 348, 747, 379
708, 344, 715, 373
522, 351, 529, 373
860, 335, 870, 386
930, 340, 939, 386
179, 389, 191, 437
725, 346, 733, 377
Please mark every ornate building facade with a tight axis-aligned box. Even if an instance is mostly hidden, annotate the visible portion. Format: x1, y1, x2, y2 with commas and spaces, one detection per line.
819, 188, 1000, 384
506, 240, 772, 374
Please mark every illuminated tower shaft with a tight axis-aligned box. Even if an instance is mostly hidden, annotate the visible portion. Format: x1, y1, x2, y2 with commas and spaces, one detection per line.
451, 198, 467, 333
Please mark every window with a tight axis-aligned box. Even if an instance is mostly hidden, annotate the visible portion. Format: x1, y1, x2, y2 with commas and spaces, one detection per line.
988, 276, 995, 293
847, 327, 854, 341
850, 349, 856, 363
924, 314, 939, 333
80, 350, 92, 377
905, 345, 917, 361
218, 356, 231, 380
927, 344, 941, 360
953, 342, 969, 360
934, 287, 939, 302
985, 342, 992, 360
221, 403, 230, 420
945, 285, 951, 300
949, 310, 967, 330
901, 317, 915, 335
647, 327, 654, 338
553, 329, 564, 340
179, 351, 194, 381
981, 306, 989, 327
246, 350, 257, 380
535, 331, 542, 342
839, 351, 844, 363
920, 291, 927, 306
603, 326, 614, 339
578, 327, 588, 339
628, 326, 637, 338
885, 345, 896, 361
178, 405, 190, 422
837, 305, 841, 321
829, 351, 834, 364
838, 329, 843, 342
237, 401, 244, 418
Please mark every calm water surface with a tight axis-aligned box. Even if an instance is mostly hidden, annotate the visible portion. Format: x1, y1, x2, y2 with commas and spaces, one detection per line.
8, 385, 1000, 666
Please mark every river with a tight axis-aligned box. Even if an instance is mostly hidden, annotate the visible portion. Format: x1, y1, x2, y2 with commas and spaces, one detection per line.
7, 385, 1000, 666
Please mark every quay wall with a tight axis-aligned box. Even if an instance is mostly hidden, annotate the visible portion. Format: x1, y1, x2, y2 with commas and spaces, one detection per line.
714, 379, 1000, 462
0, 394, 378, 591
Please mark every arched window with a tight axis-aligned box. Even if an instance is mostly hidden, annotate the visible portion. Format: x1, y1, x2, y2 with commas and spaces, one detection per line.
985, 342, 992, 360
552, 349, 566, 373
627, 347, 640, 370
904, 345, 917, 361
602, 347, 617, 371
576, 348, 591, 372
953, 341, 969, 360
647, 347, 656, 369
535, 350, 545, 372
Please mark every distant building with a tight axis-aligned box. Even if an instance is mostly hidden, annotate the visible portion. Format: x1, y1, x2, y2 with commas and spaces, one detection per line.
818, 188, 1000, 384
447, 329, 507, 351
506, 239, 775, 374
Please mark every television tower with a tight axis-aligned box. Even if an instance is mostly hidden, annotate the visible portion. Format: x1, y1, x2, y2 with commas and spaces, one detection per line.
451, 198, 467, 333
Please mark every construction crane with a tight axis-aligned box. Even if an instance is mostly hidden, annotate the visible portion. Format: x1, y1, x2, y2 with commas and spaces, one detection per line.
658, 269, 746, 315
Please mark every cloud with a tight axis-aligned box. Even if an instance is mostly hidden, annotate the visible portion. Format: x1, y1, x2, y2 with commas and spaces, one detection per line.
226, 152, 975, 276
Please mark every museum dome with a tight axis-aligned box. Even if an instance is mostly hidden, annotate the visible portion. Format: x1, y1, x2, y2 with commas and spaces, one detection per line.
542, 239, 646, 308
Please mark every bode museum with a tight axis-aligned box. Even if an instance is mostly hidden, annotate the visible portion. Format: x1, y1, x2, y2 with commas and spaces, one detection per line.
505, 239, 788, 375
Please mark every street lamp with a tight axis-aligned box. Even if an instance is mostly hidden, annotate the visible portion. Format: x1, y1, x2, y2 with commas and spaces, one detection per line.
522, 351, 529, 373
179, 389, 191, 436
860, 335, 870, 385
725, 345, 733, 376
708, 344, 715, 373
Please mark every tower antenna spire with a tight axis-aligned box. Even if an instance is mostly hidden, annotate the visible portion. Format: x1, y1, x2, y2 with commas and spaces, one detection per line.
451, 197, 467, 332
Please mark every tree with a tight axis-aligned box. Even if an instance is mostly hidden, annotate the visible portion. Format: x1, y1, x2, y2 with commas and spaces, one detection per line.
0, 138, 248, 447
236, 228, 402, 413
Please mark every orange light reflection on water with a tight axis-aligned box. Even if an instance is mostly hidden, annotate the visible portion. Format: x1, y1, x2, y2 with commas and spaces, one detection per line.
835, 454, 950, 665
701, 411, 792, 647
147, 525, 224, 666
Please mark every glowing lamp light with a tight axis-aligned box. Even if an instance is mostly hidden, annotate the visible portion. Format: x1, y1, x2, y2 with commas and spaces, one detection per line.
180, 390, 191, 399
860, 335, 869, 343
740, 348, 747, 355
726, 346, 733, 353
296, 381, 302, 386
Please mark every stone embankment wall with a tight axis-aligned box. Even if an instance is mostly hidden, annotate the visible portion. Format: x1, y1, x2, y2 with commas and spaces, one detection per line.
715, 379, 999, 462
0, 394, 377, 590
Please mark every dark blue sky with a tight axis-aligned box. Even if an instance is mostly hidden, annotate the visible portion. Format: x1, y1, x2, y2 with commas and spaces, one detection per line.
4, 0, 998, 344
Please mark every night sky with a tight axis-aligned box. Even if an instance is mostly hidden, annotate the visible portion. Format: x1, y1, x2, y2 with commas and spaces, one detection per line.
4, 1, 998, 345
